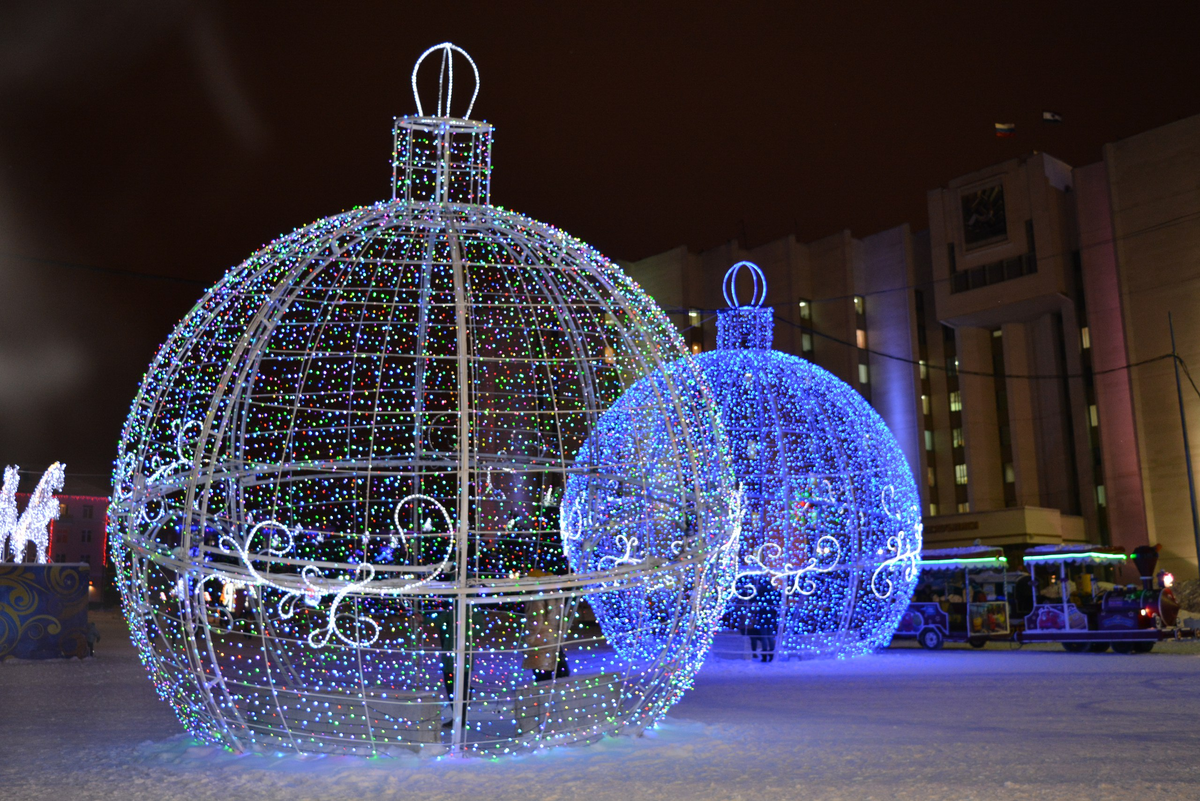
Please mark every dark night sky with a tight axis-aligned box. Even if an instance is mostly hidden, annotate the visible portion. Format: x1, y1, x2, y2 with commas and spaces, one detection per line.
2, 1, 1199, 482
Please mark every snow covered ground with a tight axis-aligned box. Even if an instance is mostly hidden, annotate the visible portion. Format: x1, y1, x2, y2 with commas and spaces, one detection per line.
3, 609, 1200, 801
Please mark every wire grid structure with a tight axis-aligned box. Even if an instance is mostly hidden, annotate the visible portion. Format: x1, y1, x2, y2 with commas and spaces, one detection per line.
108, 43, 738, 757
696, 262, 922, 659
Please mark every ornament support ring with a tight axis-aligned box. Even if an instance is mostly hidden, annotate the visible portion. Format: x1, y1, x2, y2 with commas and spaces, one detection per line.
722, 260, 767, 308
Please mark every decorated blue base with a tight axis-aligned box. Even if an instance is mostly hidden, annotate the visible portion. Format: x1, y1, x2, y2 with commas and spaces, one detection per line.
0, 563, 89, 659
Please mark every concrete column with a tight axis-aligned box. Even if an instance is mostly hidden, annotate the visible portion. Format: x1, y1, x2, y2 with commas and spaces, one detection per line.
958, 326, 1004, 511
1001, 322, 1042, 507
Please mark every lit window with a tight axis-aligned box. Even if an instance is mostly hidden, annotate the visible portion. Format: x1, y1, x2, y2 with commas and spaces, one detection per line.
798, 299, 811, 320
1081, 326, 1091, 349
853, 295, 865, 315
688, 309, 702, 325
690, 343, 702, 355
929, 503, 939, 516
927, 466, 937, 487
952, 427, 964, 448
921, 394, 931, 415
955, 463, 968, 485
856, 329, 867, 349
859, 363, 869, 384
1004, 463, 1015, 484
992, 329, 1002, 339
1096, 484, 1107, 507
957, 502, 971, 513
919, 359, 928, 380
59, 502, 68, 517
1089, 404, 1098, 427
949, 391, 962, 412
925, 430, 934, 451
801, 333, 813, 352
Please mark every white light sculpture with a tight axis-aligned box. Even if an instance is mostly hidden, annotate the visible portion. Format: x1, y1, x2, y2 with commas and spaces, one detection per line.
108, 43, 738, 757
0, 462, 65, 564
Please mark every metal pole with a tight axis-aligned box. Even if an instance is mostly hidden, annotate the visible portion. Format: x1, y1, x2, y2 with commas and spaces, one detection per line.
1169, 312, 1200, 577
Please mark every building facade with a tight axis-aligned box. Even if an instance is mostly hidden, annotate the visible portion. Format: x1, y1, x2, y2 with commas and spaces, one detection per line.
622, 112, 1200, 579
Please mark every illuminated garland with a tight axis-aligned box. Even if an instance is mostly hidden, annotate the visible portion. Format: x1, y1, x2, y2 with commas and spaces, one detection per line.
694, 262, 921, 659
108, 43, 736, 758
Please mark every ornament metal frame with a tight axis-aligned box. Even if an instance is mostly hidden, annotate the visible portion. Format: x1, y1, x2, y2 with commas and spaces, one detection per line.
108, 44, 738, 757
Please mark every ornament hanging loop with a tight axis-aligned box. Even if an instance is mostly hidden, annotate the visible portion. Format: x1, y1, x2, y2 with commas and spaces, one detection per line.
412, 42, 480, 119
722, 261, 767, 309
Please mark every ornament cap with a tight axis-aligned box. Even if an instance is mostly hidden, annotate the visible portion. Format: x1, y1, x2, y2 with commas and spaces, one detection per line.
717, 261, 774, 349
393, 43, 493, 205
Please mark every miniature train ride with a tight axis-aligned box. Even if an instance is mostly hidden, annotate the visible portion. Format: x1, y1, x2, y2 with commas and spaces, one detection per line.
896, 543, 1195, 652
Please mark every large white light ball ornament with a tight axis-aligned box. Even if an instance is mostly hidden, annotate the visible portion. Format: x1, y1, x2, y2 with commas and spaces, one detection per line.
107, 44, 738, 757
696, 262, 922, 658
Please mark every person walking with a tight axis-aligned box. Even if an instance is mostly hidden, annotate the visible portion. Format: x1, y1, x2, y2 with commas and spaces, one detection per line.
85, 621, 101, 657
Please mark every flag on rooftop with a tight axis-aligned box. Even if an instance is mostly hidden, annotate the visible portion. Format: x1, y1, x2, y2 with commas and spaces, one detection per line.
1043, 110, 1063, 123
995, 123, 1016, 138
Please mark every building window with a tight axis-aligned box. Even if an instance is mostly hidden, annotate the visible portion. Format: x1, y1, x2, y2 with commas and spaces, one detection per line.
952, 427, 965, 448
82, 505, 94, 519
856, 328, 867, 349
690, 343, 702, 354
1096, 485, 1107, 507
801, 333, 813, 353
858, 363, 869, 385
921, 394, 931, 415
81, 530, 92, 543
853, 295, 865, 316
80, 554, 91, 564
955, 463, 969, 485
1004, 463, 1015, 484
927, 467, 937, 488
59, 502, 68, 517
957, 501, 971, 513
919, 359, 928, 380
925, 430, 934, 451
1089, 404, 1099, 427
949, 391, 962, 412
798, 299, 811, 320
1081, 326, 1091, 350
929, 503, 939, 516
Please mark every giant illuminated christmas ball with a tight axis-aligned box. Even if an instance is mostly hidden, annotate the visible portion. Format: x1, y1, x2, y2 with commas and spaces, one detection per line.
695, 262, 921, 658
107, 44, 738, 757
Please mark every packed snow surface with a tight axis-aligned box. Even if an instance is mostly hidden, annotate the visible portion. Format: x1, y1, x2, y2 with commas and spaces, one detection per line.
3, 610, 1200, 800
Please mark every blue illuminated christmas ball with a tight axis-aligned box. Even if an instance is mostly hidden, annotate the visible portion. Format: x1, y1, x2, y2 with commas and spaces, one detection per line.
694, 262, 922, 659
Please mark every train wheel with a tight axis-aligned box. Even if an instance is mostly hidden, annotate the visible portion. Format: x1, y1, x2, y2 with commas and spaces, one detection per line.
968, 637, 988, 649
1062, 642, 1088, 653
1111, 642, 1135, 654
918, 627, 944, 650
1087, 642, 1110, 653
1133, 642, 1155, 653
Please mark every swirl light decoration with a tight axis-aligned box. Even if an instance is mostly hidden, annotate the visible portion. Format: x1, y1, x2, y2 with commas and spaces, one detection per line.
694, 262, 921, 659
108, 43, 737, 757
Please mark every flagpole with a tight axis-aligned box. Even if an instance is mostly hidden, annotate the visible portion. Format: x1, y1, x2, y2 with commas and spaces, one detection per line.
1169, 311, 1200, 577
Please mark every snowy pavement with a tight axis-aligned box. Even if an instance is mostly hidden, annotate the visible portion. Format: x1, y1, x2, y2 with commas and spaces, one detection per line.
3, 610, 1200, 800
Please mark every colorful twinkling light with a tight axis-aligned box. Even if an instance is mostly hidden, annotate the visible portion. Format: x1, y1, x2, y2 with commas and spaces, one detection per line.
108, 43, 736, 758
